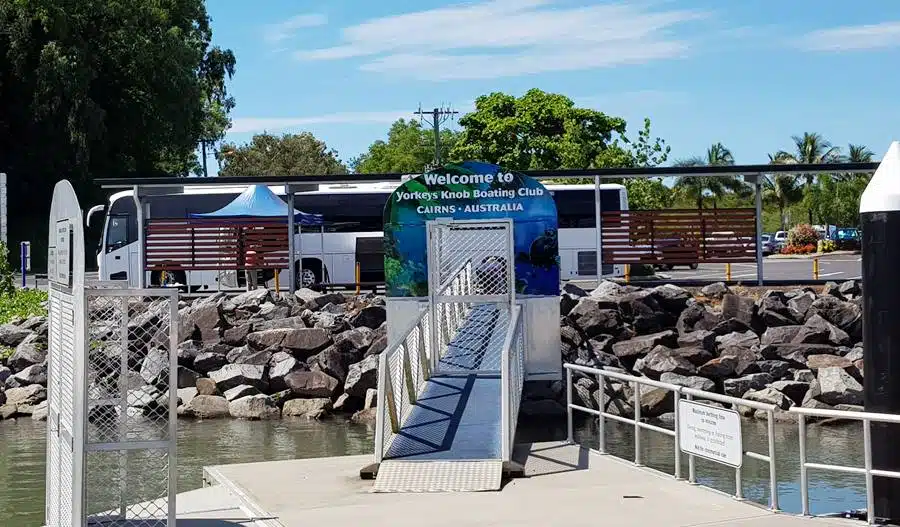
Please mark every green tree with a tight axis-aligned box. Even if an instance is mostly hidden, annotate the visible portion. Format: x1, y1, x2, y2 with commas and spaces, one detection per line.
623, 178, 674, 210
0, 0, 235, 269
808, 175, 869, 227
352, 119, 458, 173
772, 133, 842, 223
450, 89, 628, 170
219, 132, 348, 176
673, 143, 749, 208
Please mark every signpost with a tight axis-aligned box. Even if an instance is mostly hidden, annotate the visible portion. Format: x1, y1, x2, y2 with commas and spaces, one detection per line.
678, 399, 743, 467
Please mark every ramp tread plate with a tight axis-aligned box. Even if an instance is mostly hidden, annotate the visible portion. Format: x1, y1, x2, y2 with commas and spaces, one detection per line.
372, 460, 502, 493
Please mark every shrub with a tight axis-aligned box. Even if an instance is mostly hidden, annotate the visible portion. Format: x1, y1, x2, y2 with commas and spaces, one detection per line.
0, 289, 48, 324
787, 224, 819, 248
818, 239, 836, 253
781, 243, 816, 255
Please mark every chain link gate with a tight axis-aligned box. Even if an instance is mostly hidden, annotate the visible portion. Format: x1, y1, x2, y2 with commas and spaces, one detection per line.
426, 219, 514, 375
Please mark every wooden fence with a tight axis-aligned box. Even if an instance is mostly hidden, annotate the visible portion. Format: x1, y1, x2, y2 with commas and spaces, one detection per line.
601, 209, 757, 264
145, 218, 290, 271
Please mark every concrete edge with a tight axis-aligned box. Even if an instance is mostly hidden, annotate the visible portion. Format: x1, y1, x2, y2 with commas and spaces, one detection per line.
203, 465, 285, 527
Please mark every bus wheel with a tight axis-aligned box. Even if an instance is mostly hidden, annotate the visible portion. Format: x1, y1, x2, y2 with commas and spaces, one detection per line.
298, 267, 318, 288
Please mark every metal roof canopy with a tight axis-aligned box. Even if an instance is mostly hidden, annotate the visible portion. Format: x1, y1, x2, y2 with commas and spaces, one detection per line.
95, 161, 880, 189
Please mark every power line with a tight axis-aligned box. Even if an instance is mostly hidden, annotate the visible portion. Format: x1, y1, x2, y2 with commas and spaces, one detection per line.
415, 104, 458, 169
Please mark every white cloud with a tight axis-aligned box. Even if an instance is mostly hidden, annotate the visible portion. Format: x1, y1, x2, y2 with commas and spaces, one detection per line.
797, 21, 900, 52
293, 0, 708, 79
229, 111, 411, 134
264, 13, 328, 43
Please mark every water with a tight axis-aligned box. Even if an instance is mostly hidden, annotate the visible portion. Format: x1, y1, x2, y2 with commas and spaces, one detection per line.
0, 416, 868, 526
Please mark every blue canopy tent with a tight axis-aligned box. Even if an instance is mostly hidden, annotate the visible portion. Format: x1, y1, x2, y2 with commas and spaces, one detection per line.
190, 184, 324, 292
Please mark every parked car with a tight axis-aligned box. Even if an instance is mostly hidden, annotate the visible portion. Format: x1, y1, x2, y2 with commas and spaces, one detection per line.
760, 233, 774, 256
773, 230, 787, 252
832, 227, 861, 251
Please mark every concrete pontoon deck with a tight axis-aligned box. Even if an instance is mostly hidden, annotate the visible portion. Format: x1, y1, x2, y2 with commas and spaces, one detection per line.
200, 441, 860, 527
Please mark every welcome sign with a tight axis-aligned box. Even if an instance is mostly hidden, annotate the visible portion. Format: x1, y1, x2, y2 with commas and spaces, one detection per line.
383, 161, 559, 298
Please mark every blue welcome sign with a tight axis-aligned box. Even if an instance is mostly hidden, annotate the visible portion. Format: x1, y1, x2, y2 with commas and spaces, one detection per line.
383, 161, 560, 298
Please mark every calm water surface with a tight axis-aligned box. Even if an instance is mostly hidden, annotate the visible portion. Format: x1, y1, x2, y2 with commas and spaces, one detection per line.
0, 415, 869, 526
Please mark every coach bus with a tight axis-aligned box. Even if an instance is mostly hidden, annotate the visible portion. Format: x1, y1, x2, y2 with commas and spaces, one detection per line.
87, 181, 629, 292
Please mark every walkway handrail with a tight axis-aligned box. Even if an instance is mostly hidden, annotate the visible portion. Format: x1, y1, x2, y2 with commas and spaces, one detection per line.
375, 305, 431, 463
564, 363, 780, 511
500, 305, 524, 461
793, 406, 900, 523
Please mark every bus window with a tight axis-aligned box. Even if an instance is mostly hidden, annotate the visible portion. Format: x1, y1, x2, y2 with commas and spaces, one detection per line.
105, 216, 129, 252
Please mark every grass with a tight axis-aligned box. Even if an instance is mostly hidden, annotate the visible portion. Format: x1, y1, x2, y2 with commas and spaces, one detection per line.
0, 289, 48, 325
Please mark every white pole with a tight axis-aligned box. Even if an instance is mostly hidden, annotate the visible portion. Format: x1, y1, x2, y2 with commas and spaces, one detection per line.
754, 175, 764, 286
132, 186, 146, 288
594, 176, 602, 286
288, 189, 296, 294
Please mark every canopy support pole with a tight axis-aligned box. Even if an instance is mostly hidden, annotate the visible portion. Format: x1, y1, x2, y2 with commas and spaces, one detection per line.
133, 185, 146, 288
320, 226, 325, 285
287, 187, 296, 294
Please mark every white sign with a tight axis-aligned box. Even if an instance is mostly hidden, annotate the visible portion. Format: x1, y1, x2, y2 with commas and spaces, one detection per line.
678, 399, 743, 467
52, 219, 72, 286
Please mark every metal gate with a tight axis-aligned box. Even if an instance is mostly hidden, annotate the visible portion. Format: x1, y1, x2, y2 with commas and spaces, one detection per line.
426, 219, 514, 375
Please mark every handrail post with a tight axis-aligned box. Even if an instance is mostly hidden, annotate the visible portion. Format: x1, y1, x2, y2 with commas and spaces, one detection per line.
767, 409, 779, 511
633, 381, 642, 466
799, 413, 809, 516
687, 392, 696, 484
597, 372, 606, 454
673, 390, 682, 480
566, 367, 574, 444
735, 465, 743, 501
864, 419, 875, 525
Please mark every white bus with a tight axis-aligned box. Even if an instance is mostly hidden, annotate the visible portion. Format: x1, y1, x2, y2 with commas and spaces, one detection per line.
87, 181, 628, 292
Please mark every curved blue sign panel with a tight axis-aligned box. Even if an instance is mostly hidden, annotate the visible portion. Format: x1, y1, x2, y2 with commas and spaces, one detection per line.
383, 161, 560, 298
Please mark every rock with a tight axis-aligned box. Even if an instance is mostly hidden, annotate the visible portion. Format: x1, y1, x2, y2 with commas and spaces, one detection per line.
0, 324, 32, 347
0, 404, 16, 419
195, 377, 218, 396
701, 282, 731, 299
139, 348, 169, 386
611, 330, 677, 358
671, 347, 714, 367
181, 394, 230, 418
806, 296, 862, 341
568, 301, 624, 339
283, 398, 332, 419
351, 407, 377, 424
269, 354, 304, 392
793, 369, 816, 383
285, 370, 340, 398
8, 333, 47, 372
350, 305, 386, 330
639, 387, 673, 417
839, 280, 861, 297
769, 380, 810, 404
806, 354, 853, 371
659, 372, 715, 392
30, 400, 49, 421
222, 323, 253, 346
10, 363, 47, 387
676, 303, 722, 335
761, 311, 797, 328
650, 284, 692, 314
802, 398, 834, 411
723, 373, 773, 398
760, 343, 837, 366
223, 384, 260, 402
817, 367, 863, 405
294, 289, 345, 310
5, 384, 46, 406
634, 346, 696, 379
560, 293, 579, 317
332, 327, 374, 355
562, 282, 588, 297
698, 356, 738, 378
844, 348, 864, 362
193, 352, 228, 375
744, 387, 793, 410
788, 291, 817, 321
177, 387, 198, 407
854, 359, 864, 378
716, 330, 759, 352
228, 394, 280, 420
177, 341, 202, 368
208, 364, 267, 392
761, 326, 802, 346
677, 330, 716, 354
0, 366, 10, 385
364, 388, 378, 409
365, 334, 388, 357
793, 314, 850, 346
719, 347, 761, 376
821, 282, 844, 299
721, 294, 756, 327
177, 366, 200, 389
252, 317, 307, 332
310, 347, 356, 383
230, 288, 272, 309
344, 355, 379, 398
756, 360, 792, 380
331, 393, 355, 412
226, 345, 273, 366
247, 328, 331, 358
591, 280, 629, 298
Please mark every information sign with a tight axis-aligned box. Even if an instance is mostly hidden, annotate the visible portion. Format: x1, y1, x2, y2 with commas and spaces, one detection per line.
678, 399, 743, 467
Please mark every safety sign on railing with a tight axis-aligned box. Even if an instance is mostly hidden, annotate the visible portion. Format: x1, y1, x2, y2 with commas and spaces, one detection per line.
677, 399, 743, 468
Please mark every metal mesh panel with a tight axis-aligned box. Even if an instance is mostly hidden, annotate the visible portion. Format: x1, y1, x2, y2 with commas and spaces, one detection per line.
508, 311, 525, 456
435, 225, 510, 294
83, 289, 176, 527
47, 286, 77, 527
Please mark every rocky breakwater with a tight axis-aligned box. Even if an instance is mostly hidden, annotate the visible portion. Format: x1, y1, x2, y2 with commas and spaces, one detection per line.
561, 280, 866, 422
0, 288, 388, 424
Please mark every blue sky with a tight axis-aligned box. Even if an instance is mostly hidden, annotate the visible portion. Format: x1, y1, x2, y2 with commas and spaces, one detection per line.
205, 0, 900, 175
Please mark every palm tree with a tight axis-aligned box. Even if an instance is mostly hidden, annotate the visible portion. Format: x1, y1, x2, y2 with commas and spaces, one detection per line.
673, 142, 749, 209
846, 143, 874, 163
763, 153, 803, 231
772, 133, 842, 223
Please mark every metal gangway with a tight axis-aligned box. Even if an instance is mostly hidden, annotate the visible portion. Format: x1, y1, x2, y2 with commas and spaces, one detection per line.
373, 219, 526, 492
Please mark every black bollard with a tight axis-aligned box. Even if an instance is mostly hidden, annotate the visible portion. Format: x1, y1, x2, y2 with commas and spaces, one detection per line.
861, 141, 900, 523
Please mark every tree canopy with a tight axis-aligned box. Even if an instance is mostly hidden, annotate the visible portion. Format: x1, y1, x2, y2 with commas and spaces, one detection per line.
352, 119, 458, 174
0, 0, 235, 266
218, 132, 348, 176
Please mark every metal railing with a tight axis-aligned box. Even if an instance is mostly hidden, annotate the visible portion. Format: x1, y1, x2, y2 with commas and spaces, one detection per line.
374, 305, 432, 463
500, 305, 525, 461
564, 363, 780, 511
795, 407, 900, 524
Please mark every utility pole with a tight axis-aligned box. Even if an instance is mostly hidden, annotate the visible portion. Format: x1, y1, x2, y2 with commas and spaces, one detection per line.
415, 104, 457, 168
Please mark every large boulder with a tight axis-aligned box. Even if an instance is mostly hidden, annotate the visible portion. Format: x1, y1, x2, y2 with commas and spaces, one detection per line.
769, 380, 810, 404
222, 323, 253, 346
817, 367, 863, 405
349, 305, 387, 330
181, 303, 223, 343
208, 364, 267, 392
8, 333, 47, 372
568, 299, 624, 339
723, 373, 773, 397
268, 354, 305, 393
309, 347, 356, 383
223, 384, 260, 402
701, 282, 731, 299
0, 324, 32, 347
659, 371, 715, 392
788, 291, 818, 321
755, 360, 792, 380
226, 345, 273, 366
634, 346, 696, 379
252, 317, 307, 332
246, 328, 331, 358
676, 303, 721, 335
743, 387, 793, 410
761, 325, 802, 346
5, 384, 46, 406
283, 398, 332, 419
611, 330, 677, 358
806, 354, 854, 371
719, 347, 761, 376
721, 294, 757, 328
793, 314, 850, 346
229, 395, 280, 420
716, 330, 759, 352
677, 330, 716, 354
760, 343, 836, 366
698, 355, 738, 379
650, 284, 692, 314
139, 348, 169, 386
806, 296, 862, 341
344, 355, 379, 398
192, 352, 227, 375
9, 363, 48, 387
181, 395, 229, 418
285, 370, 340, 398
229, 288, 272, 310
177, 341, 202, 368
332, 327, 374, 355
